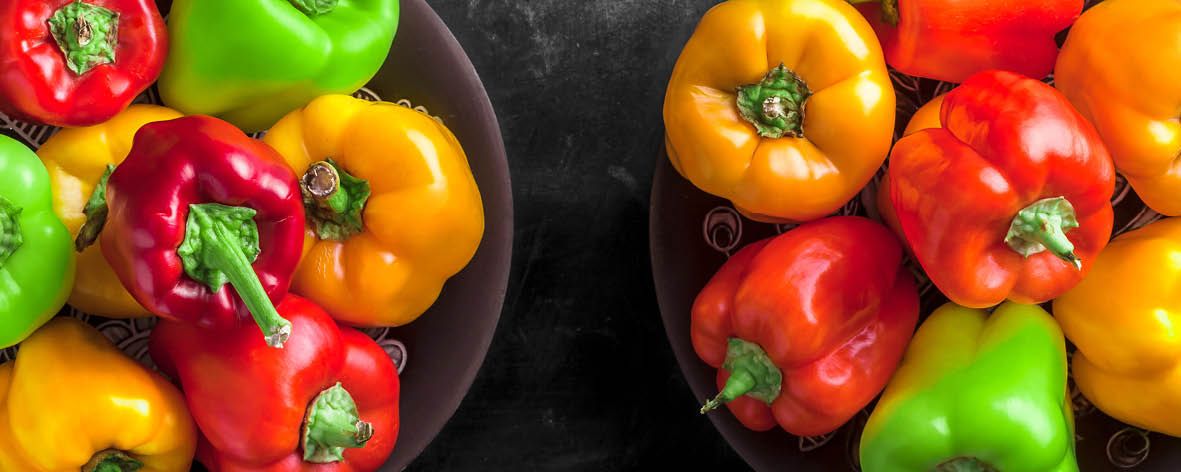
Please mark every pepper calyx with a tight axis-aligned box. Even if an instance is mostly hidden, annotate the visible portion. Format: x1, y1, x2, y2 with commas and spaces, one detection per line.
75, 163, 116, 252
303, 382, 374, 463
0, 196, 22, 269
736, 64, 812, 139
301, 159, 370, 241
83, 449, 143, 472
1005, 196, 1082, 270
700, 338, 783, 414
48, 0, 119, 75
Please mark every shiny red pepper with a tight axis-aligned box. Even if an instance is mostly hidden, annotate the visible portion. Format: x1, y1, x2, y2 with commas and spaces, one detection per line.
0, 0, 167, 127
887, 70, 1114, 308
850, 0, 1082, 83
101, 115, 305, 347
692, 216, 919, 436
150, 294, 400, 471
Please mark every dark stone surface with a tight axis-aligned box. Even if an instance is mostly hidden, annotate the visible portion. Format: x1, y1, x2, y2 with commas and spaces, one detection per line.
406, 1, 751, 470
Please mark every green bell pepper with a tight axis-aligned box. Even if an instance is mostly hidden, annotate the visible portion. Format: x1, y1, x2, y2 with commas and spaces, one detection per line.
859, 302, 1077, 472
0, 135, 75, 348
158, 0, 400, 132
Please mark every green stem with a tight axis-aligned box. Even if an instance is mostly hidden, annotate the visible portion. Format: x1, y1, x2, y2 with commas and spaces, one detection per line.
736, 64, 812, 139
301, 160, 370, 241
48, 0, 119, 75
288, 0, 339, 16
846, 0, 900, 25
75, 164, 115, 252
1004, 197, 1082, 270
82, 450, 143, 472
177, 203, 292, 348
699, 338, 783, 414
932, 457, 999, 472
303, 383, 374, 463
0, 196, 22, 269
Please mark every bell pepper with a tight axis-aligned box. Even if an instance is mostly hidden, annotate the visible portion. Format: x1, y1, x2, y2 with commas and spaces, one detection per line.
0, 317, 196, 471
876, 93, 945, 237
663, 0, 895, 223
1053, 217, 1181, 437
850, 0, 1081, 83
262, 95, 484, 327
0, 135, 73, 348
158, 0, 399, 132
887, 70, 1115, 308
1055, 0, 1181, 216
100, 115, 305, 347
859, 302, 1077, 472
36, 104, 182, 318
150, 294, 399, 471
692, 216, 918, 436
0, 0, 167, 127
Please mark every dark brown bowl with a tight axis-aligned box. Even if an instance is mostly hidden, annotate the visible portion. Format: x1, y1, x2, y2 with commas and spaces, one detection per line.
649, 61, 1181, 472
0, 0, 512, 470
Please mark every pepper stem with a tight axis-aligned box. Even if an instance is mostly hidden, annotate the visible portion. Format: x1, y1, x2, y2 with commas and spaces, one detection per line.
82, 449, 143, 472
75, 164, 115, 252
1004, 197, 1082, 270
301, 159, 370, 241
47, 0, 119, 75
176, 203, 292, 348
699, 338, 783, 414
736, 64, 812, 139
932, 457, 999, 472
302, 382, 374, 463
288, 0, 339, 16
0, 196, 22, 269
846, 0, 901, 25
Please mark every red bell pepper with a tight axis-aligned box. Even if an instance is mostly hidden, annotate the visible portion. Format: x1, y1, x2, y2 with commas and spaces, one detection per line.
150, 294, 400, 471
887, 70, 1114, 308
849, 0, 1082, 83
101, 115, 305, 347
692, 216, 919, 436
0, 0, 167, 127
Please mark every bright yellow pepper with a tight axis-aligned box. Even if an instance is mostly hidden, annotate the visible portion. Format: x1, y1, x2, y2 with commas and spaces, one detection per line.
0, 318, 196, 471
663, 0, 895, 223
1053, 217, 1181, 436
37, 104, 183, 318
265, 95, 484, 327
1055, 0, 1181, 215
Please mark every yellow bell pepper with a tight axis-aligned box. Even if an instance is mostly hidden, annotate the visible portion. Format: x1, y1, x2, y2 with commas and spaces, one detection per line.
663, 0, 895, 223
37, 104, 183, 318
0, 318, 196, 471
264, 95, 484, 327
1053, 217, 1181, 436
1055, 0, 1181, 215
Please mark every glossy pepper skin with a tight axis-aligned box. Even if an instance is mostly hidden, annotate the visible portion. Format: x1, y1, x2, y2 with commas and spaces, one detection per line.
860, 302, 1077, 472
1053, 218, 1181, 437
692, 216, 918, 436
0, 135, 73, 349
876, 93, 944, 238
850, 0, 1081, 83
151, 295, 400, 471
0, 0, 167, 127
101, 115, 305, 347
159, 0, 399, 132
0, 318, 196, 471
888, 70, 1114, 308
264, 95, 484, 327
664, 0, 895, 223
37, 104, 181, 318
1055, 0, 1181, 216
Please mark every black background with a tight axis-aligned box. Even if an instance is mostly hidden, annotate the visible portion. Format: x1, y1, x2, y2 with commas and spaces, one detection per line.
407, 1, 751, 470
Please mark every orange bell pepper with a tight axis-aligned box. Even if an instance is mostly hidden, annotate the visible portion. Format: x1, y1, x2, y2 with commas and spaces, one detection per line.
664, 0, 895, 223
264, 95, 484, 327
1055, 0, 1181, 215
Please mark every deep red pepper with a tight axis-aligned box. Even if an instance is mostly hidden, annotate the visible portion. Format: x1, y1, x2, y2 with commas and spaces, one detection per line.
850, 0, 1082, 83
692, 216, 919, 436
150, 295, 400, 471
101, 115, 305, 347
0, 0, 167, 127
887, 70, 1114, 308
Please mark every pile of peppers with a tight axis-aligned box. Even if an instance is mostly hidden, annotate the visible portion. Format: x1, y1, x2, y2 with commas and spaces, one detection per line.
668, 0, 1181, 470
0, 0, 487, 470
